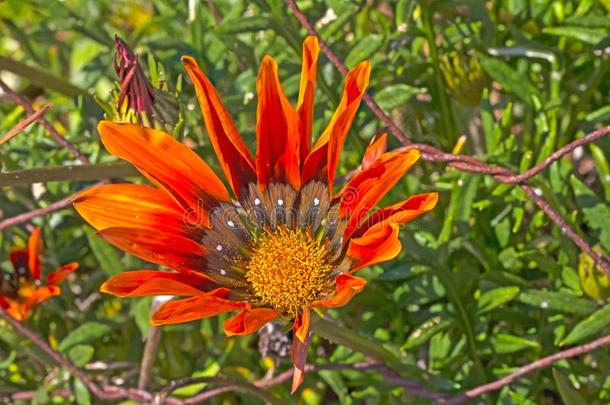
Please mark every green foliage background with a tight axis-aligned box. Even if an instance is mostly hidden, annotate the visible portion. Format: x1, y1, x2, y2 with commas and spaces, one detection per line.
1, 0, 610, 403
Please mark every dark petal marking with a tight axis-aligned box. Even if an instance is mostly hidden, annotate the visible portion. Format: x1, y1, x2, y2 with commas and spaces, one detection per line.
241, 183, 268, 230
296, 181, 330, 231
265, 183, 298, 228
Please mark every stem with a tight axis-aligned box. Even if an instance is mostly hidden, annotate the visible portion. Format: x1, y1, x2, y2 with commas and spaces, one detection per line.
310, 316, 399, 363
0, 162, 139, 187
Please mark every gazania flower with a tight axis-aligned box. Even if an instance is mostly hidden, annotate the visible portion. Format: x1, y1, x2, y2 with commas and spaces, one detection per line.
0, 228, 79, 321
74, 36, 437, 392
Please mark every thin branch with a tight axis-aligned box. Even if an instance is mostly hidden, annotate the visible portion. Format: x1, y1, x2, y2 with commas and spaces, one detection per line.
0, 307, 184, 404
0, 162, 138, 187
0, 79, 90, 164
0, 307, 122, 400
161, 375, 283, 405
283, 0, 610, 275
0, 103, 52, 146
448, 334, 610, 404
497, 126, 610, 183
0, 181, 107, 231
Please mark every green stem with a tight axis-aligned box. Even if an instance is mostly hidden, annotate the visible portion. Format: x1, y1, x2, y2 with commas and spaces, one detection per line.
421, 5, 457, 145
0, 162, 139, 187
0, 56, 85, 97
311, 316, 399, 363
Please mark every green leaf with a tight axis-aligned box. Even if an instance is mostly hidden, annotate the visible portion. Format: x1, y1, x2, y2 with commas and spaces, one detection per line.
375, 84, 424, 111
59, 322, 113, 352
219, 16, 271, 34
479, 54, 538, 104
518, 290, 598, 315
345, 35, 383, 68
68, 345, 95, 367
560, 303, 610, 346
402, 317, 452, 350
542, 26, 607, 45
552, 368, 586, 405
478, 286, 520, 314
490, 333, 540, 354
73, 377, 92, 405
85, 228, 123, 277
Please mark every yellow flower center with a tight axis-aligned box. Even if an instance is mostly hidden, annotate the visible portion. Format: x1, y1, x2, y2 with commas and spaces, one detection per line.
245, 226, 334, 316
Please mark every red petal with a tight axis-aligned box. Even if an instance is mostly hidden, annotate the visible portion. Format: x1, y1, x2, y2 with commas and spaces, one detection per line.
340, 150, 421, 239
97, 227, 207, 273
347, 223, 402, 272
302, 61, 371, 193
47, 263, 79, 286
313, 274, 367, 308
355, 192, 438, 237
256, 55, 300, 190
9, 249, 28, 273
291, 308, 311, 394
361, 133, 388, 171
98, 121, 230, 227
100, 270, 212, 297
73, 183, 203, 239
182, 56, 257, 199
28, 227, 42, 280
151, 289, 245, 326
297, 36, 320, 162
224, 306, 279, 336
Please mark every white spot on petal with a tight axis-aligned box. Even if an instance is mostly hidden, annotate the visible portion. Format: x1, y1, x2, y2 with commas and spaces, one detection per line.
277, 198, 284, 206
216, 244, 223, 251
220, 269, 227, 275
254, 198, 261, 206
227, 220, 235, 228
314, 197, 320, 206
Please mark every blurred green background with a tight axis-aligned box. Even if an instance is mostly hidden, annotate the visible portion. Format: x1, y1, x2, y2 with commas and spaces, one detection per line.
1, 0, 610, 403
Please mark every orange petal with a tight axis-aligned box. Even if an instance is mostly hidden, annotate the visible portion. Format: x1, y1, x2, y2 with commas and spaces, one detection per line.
291, 307, 311, 394
98, 121, 230, 226
361, 133, 388, 171
151, 288, 244, 326
347, 223, 402, 272
224, 306, 279, 336
28, 227, 42, 280
256, 55, 300, 190
355, 192, 438, 237
313, 274, 367, 308
302, 61, 371, 194
297, 36, 319, 162
73, 183, 203, 239
340, 150, 421, 239
24, 285, 60, 315
182, 56, 257, 199
100, 270, 212, 297
47, 262, 79, 286
97, 227, 207, 273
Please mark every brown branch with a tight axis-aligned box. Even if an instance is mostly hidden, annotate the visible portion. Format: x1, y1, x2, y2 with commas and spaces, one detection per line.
0, 103, 52, 146
0, 307, 182, 404
0, 79, 90, 164
284, 0, 610, 275
182, 362, 451, 404
448, 334, 610, 404
497, 126, 610, 183
0, 181, 108, 230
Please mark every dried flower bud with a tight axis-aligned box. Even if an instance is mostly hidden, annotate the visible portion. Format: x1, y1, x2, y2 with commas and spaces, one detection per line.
107, 35, 181, 134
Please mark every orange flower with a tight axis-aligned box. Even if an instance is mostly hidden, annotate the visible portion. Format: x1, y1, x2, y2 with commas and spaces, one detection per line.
0, 228, 79, 321
74, 36, 438, 392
